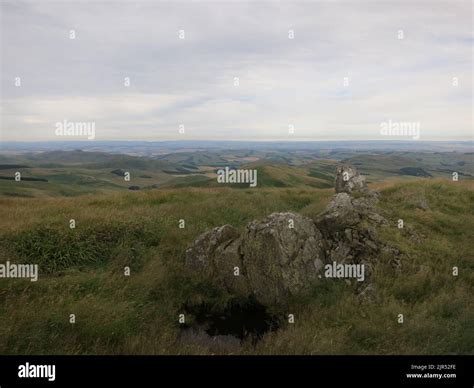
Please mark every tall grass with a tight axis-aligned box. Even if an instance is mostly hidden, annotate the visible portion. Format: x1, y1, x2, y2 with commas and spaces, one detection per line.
0, 181, 472, 354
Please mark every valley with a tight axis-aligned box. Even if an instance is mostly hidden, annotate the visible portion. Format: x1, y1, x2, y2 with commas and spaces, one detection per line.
0, 142, 472, 197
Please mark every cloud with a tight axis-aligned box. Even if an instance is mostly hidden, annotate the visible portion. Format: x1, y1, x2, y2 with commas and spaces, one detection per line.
1, 0, 472, 141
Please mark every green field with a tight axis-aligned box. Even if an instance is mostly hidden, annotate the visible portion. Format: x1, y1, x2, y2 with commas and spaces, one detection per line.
1, 149, 472, 197
0, 177, 472, 354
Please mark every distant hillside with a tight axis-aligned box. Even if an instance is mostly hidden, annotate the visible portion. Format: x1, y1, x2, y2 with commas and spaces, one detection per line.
0, 149, 472, 197
342, 153, 473, 181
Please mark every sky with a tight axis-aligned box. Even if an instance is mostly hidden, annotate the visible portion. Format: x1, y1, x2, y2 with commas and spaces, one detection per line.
1, 0, 473, 142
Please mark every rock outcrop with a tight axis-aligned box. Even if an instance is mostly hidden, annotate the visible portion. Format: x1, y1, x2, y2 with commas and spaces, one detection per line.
185, 165, 401, 307
334, 165, 368, 194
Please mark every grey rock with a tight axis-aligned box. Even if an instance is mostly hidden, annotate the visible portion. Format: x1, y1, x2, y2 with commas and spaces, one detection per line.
240, 212, 326, 305
185, 225, 248, 295
314, 258, 324, 272
316, 193, 361, 232
185, 224, 240, 269
335, 165, 368, 194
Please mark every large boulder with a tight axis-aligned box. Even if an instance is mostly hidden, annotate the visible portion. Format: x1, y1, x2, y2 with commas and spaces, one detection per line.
185, 214, 327, 306
240, 212, 326, 306
185, 225, 249, 296
185, 224, 240, 269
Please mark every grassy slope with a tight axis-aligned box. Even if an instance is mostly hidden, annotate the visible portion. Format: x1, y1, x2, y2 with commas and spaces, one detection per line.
0, 180, 472, 355
344, 153, 474, 182
1, 151, 472, 196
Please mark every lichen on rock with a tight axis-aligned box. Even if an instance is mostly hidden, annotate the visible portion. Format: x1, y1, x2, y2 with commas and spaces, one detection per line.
240, 212, 326, 305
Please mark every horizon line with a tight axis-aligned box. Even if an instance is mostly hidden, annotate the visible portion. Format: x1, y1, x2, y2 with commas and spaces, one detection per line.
1, 139, 473, 144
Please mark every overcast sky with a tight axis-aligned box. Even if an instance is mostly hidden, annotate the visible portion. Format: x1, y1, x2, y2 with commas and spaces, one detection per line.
1, 0, 472, 142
